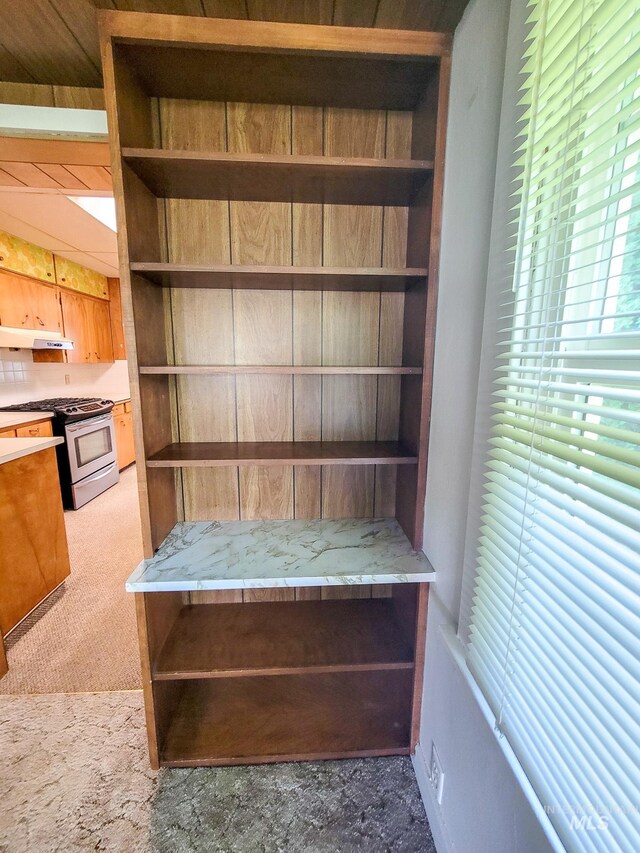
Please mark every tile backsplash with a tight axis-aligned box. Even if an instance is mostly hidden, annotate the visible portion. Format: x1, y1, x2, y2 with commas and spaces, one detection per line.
0, 349, 131, 405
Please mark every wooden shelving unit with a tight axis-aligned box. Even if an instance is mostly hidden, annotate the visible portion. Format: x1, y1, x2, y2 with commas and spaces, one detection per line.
101, 10, 450, 769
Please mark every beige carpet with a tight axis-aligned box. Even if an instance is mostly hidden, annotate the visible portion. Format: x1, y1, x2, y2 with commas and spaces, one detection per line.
0, 466, 142, 694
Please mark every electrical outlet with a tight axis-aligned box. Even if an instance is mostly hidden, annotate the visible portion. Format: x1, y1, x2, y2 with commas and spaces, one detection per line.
430, 743, 445, 805
64, 374, 71, 385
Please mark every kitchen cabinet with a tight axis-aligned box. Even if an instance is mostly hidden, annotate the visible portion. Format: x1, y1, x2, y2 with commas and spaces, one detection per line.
108, 277, 126, 359
0, 230, 56, 283
0, 633, 6, 679
0, 428, 16, 437
113, 401, 135, 469
0, 270, 62, 332
60, 289, 114, 364
0, 445, 70, 636
15, 421, 53, 438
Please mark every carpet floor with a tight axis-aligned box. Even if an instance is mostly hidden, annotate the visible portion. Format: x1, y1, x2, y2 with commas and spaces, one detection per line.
0, 691, 435, 853
0, 466, 142, 694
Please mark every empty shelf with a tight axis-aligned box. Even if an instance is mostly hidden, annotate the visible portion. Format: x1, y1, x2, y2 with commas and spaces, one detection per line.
146, 441, 417, 467
125, 517, 436, 592
130, 263, 428, 291
160, 670, 413, 766
139, 365, 423, 375
154, 599, 414, 679
122, 149, 433, 205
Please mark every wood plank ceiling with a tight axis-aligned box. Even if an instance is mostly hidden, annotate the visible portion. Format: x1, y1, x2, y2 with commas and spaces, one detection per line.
0, 1, 470, 87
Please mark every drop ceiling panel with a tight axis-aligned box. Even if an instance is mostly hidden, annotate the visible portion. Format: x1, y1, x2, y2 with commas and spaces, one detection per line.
0, 191, 117, 254
53, 249, 119, 276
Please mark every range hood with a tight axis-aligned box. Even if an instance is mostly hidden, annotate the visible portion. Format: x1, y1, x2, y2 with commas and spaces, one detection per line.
0, 326, 74, 351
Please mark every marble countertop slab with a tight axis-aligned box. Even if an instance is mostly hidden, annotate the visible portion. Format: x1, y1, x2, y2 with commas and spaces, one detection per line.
0, 411, 54, 430
0, 435, 64, 465
126, 518, 436, 592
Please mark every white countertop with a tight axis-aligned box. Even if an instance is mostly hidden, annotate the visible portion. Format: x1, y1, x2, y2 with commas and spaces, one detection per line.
0, 411, 54, 430
126, 518, 436, 592
0, 435, 64, 466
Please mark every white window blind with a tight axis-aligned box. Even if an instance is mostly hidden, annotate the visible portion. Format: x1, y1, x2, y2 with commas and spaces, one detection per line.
466, 0, 640, 850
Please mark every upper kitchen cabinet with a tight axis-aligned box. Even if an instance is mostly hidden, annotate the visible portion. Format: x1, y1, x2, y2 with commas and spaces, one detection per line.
61, 288, 114, 364
54, 255, 109, 300
0, 269, 62, 332
108, 277, 126, 360
0, 231, 56, 283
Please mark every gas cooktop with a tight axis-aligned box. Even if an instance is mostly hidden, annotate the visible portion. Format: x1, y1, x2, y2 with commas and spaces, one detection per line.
0, 397, 114, 423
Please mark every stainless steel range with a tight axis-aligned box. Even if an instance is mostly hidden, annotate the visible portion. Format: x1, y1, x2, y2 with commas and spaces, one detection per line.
0, 397, 119, 509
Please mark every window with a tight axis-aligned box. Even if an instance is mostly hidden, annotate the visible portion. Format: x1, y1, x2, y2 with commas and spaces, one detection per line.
465, 0, 640, 849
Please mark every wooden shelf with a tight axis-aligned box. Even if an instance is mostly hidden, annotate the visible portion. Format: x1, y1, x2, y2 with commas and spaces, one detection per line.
160, 670, 413, 766
146, 441, 417, 468
139, 365, 422, 375
126, 519, 435, 594
130, 263, 428, 291
122, 150, 433, 206
113, 21, 447, 111
154, 600, 413, 680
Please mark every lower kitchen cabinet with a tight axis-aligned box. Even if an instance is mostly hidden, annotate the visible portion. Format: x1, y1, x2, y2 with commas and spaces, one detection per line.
0, 446, 70, 636
15, 420, 53, 438
0, 633, 7, 678
114, 402, 135, 470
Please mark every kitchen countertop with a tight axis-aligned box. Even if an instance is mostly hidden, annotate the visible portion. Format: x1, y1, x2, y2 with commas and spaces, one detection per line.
0, 411, 54, 430
0, 436, 64, 466
126, 518, 436, 592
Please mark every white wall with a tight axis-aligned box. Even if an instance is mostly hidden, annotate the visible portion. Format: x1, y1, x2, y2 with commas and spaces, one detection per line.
0, 348, 130, 404
415, 0, 554, 850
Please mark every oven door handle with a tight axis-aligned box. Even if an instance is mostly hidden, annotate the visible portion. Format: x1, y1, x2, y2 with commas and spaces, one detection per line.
82, 461, 118, 482
66, 414, 113, 433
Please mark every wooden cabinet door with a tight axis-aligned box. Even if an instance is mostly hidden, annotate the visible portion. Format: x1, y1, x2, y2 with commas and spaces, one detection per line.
60, 288, 92, 363
0, 447, 70, 635
15, 420, 53, 438
89, 298, 114, 363
108, 278, 126, 360
0, 270, 61, 331
0, 428, 17, 437
60, 290, 114, 363
115, 411, 136, 470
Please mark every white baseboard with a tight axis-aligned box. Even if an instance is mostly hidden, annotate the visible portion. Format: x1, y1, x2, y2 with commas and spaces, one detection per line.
412, 741, 454, 853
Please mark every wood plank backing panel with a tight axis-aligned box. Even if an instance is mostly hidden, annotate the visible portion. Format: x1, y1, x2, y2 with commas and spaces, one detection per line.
227, 103, 293, 532
170, 286, 239, 525
160, 98, 230, 268
160, 670, 412, 765
155, 598, 412, 675
291, 106, 323, 520
159, 98, 237, 541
